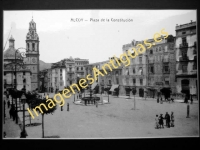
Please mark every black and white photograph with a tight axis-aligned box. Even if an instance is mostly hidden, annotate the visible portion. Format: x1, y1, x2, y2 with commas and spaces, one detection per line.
2, 9, 198, 139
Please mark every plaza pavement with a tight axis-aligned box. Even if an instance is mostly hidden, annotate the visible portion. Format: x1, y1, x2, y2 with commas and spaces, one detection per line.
3, 93, 198, 138
24, 93, 198, 138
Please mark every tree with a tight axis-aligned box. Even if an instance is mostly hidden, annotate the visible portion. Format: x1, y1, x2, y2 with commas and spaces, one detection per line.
28, 95, 57, 138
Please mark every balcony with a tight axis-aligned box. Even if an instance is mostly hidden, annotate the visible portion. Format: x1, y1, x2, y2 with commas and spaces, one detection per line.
179, 43, 188, 48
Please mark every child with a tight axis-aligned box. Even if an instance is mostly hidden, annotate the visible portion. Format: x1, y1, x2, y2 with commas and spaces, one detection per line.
171, 112, 175, 127
155, 115, 159, 129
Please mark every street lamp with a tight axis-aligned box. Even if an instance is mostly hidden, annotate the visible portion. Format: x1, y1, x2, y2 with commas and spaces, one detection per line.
14, 48, 27, 124
20, 93, 27, 138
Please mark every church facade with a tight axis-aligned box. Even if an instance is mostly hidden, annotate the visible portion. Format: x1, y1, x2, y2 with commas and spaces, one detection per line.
3, 18, 40, 92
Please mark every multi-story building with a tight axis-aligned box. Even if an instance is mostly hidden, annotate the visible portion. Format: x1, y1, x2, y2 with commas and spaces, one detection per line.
146, 35, 176, 98
121, 40, 148, 97
3, 36, 32, 92
175, 21, 197, 99
40, 56, 89, 93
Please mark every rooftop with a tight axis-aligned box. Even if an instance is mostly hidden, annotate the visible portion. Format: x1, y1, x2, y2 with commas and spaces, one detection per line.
175, 21, 196, 31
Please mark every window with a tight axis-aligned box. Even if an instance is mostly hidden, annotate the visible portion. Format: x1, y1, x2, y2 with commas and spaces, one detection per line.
140, 79, 143, 85
164, 66, 169, 72
126, 68, 129, 75
109, 80, 111, 85
23, 79, 26, 83
132, 67, 135, 74
150, 66, 154, 73
116, 78, 119, 84
77, 67, 79, 71
126, 78, 129, 84
182, 49, 188, 60
23, 72, 25, 75
133, 79, 136, 84
156, 48, 158, 52
60, 69, 62, 72
193, 49, 197, 54
165, 81, 169, 85
139, 57, 142, 64
182, 65, 187, 73
150, 49, 153, 54
81, 67, 83, 70
115, 71, 119, 76
159, 47, 161, 51
182, 31, 186, 34
182, 37, 187, 45
139, 67, 143, 75
27, 43, 29, 50
32, 43, 35, 51
60, 77, 62, 80
4, 79, 7, 84
4, 72, 6, 76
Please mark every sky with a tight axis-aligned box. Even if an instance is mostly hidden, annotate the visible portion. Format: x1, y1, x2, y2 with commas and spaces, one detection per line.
3, 10, 196, 64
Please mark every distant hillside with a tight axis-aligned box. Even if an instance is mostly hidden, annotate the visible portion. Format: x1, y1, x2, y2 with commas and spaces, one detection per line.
39, 60, 52, 71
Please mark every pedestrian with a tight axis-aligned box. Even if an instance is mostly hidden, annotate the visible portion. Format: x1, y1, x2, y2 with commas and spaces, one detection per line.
164, 112, 170, 128
9, 107, 12, 119
61, 101, 63, 111
7, 100, 10, 109
159, 114, 164, 128
171, 97, 174, 103
12, 108, 16, 121
160, 97, 163, 104
171, 112, 175, 127
67, 103, 69, 111
155, 115, 159, 129
96, 100, 98, 108
4, 100, 6, 108
191, 96, 193, 104
4, 132, 6, 138
157, 97, 159, 103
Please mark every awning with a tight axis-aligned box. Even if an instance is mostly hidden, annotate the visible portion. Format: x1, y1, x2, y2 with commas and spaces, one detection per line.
91, 82, 98, 90
109, 84, 119, 92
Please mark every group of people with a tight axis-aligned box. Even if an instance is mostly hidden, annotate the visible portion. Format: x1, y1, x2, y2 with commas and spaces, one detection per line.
157, 97, 174, 104
155, 112, 174, 129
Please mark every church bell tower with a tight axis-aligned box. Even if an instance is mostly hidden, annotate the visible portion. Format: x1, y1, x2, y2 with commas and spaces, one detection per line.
25, 17, 40, 91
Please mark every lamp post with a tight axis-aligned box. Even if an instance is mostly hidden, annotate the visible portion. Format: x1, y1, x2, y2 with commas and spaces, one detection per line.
20, 93, 27, 138
14, 48, 27, 124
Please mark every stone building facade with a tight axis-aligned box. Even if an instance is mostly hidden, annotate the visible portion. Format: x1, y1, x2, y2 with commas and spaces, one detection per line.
175, 21, 197, 99
3, 36, 32, 92
40, 57, 89, 93
121, 40, 148, 97
146, 35, 176, 98
24, 18, 40, 91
